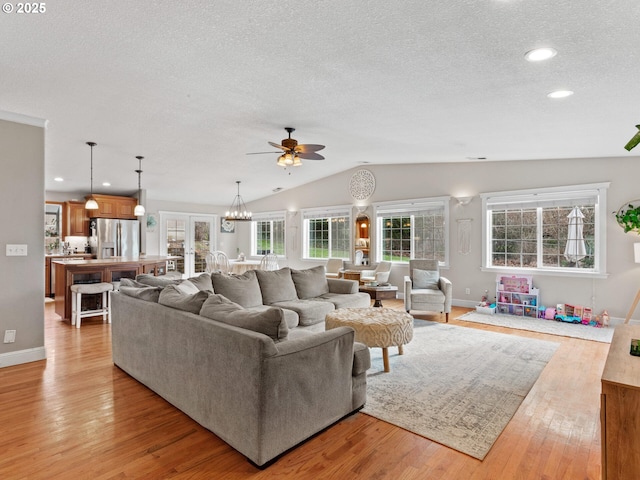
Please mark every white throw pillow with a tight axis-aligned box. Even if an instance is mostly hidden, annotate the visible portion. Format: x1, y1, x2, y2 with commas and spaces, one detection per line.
413, 268, 439, 290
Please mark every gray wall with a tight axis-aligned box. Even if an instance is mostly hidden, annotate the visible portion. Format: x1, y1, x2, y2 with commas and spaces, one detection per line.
0, 116, 46, 367
241, 156, 640, 321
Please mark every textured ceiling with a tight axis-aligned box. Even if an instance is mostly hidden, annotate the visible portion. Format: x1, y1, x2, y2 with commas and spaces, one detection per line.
2, 0, 640, 206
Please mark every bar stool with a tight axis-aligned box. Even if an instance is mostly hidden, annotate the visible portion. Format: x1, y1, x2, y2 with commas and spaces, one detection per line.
70, 282, 114, 328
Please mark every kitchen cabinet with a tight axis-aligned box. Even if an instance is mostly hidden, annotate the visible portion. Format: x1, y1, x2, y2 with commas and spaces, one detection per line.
88, 194, 138, 219
601, 324, 640, 479
45, 254, 93, 298
65, 201, 90, 236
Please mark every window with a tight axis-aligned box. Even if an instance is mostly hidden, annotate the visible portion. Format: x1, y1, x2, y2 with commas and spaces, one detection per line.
374, 197, 449, 265
481, 183, 609, 276
302, 207, 351, 259
251, 212, 285, 256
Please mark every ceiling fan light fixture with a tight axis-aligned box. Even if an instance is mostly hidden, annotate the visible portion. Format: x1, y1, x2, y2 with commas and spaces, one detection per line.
293, 155, 302, 167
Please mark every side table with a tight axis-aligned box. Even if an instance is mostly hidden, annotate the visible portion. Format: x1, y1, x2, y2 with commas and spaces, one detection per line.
342, 270, 362, 282
359, 285, 398, 307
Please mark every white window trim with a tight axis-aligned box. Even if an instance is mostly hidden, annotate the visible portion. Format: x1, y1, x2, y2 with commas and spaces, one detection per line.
250, 210, 287, 258
480, 183, 609, 278
301, 204, 352, 260
373, 196, 450, 267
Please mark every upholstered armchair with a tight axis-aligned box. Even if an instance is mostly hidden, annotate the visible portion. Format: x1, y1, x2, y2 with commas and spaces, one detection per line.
360, 261, 392, 284
325, 258, 344, 279
404, 259, 452, 322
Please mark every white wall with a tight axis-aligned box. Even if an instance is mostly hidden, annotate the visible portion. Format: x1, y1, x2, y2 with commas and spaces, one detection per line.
0, 116, 46, 367
242, 156, 640, 320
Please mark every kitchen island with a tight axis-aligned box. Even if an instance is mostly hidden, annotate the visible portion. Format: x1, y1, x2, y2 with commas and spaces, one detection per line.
53, 256, 175, 321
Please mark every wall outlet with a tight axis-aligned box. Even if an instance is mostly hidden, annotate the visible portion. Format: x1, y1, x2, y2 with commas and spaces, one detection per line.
3, 330, 16, 343
6, 244, 28, 256
465, 288, 471, 295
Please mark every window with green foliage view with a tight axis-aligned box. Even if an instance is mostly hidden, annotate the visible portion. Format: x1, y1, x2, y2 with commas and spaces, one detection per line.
252, 217, 285, 256
482, 183, 608, 275
375, 198, 448, 264
303, 210, 350, 259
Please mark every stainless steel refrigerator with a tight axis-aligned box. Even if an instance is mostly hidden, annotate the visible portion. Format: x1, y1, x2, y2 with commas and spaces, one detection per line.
89, 218, 140, 259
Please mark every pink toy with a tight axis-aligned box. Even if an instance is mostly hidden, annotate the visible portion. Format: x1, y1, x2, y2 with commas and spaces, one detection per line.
544, 308, 556, 320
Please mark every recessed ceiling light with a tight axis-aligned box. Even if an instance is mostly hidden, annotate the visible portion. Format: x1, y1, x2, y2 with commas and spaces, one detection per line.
102, 182, 111, 187
547, 90, 574, 99
54, 177, 64, 182
525, 47, 557, 62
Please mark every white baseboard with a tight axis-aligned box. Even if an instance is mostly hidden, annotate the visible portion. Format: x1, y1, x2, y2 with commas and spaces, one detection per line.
0, 347, 46, 368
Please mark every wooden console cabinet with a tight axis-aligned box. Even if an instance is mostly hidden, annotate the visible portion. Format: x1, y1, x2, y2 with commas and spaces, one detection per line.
600, 324, 640, 479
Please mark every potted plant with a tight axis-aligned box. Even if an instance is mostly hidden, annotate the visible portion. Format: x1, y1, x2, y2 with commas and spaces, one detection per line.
615, 200, 640, 234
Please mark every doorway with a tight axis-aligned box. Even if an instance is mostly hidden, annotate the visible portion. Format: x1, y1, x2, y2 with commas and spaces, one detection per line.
159, 213, 216, 278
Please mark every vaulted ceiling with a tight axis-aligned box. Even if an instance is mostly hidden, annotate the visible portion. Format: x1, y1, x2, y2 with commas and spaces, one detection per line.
3, 1, 639, 206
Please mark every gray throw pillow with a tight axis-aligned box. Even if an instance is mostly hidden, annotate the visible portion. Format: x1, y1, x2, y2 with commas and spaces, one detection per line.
119, 286, 162, 303
120, 278, 150, 288
135, 274, 182, 287
187, 273, 214, 293
174, 279, 200, 295
158, 285, 210, 314
210, 270, 263, 308
413, 268, 440, 289
255, 267, 298, 305
200, 302, 289, 342
199, 293, 245, 316
291, 266, 330, 299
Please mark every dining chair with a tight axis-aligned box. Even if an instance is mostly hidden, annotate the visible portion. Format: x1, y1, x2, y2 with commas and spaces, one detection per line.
259, 253, 279, 271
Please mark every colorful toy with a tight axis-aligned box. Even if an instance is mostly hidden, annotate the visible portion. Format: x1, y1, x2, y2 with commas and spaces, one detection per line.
555, 314, 582, 324
544, 308, 556, 320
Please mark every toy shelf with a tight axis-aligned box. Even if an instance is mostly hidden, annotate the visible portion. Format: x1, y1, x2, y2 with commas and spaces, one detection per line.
496, 287, 540, 318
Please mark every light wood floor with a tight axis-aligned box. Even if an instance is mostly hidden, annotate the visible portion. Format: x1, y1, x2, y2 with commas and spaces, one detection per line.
0, 300, 607, 479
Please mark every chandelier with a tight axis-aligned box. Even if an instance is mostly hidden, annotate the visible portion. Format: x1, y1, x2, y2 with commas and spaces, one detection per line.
225, 181, 252, 221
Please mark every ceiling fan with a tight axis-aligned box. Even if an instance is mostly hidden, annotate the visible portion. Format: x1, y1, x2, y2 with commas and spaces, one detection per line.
247, 127, 325, 167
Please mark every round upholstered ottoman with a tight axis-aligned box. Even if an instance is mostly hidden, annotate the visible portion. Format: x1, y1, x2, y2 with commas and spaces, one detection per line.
325, 307, 414, 372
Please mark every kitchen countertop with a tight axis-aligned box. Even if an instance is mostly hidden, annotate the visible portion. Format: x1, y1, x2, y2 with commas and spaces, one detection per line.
51, 255, 176, 266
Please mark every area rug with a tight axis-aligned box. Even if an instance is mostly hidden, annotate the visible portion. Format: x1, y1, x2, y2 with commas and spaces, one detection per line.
457, 311, 613, 343
361, 321, 558, 460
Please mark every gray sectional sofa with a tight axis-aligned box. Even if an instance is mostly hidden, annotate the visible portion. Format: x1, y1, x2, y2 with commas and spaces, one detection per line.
110, 266, 371, 467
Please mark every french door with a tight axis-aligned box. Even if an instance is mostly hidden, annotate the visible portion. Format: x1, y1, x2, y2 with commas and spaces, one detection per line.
159, 213, 216, 278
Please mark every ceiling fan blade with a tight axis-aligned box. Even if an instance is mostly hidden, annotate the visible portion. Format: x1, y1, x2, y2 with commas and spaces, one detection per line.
245, 151, 282, 155
294, 144, 325, 153
268, 141, 289, 151
297, 152, 325, 160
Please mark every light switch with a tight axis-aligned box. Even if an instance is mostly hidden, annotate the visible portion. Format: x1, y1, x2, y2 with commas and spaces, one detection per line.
6, 244, 28, 256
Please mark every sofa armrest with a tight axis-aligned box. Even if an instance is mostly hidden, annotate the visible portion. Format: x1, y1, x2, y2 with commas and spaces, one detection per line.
403, 275, 412, 311
274, 326, 354, 356
352, 341, 370, 376
327, 278, 359, 294
439, 276, 453, 313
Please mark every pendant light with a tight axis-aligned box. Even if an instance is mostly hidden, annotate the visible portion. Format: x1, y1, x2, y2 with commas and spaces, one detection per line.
134, 156, 145, 216
84, 142, 99, 210
224, 181, 252, 221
